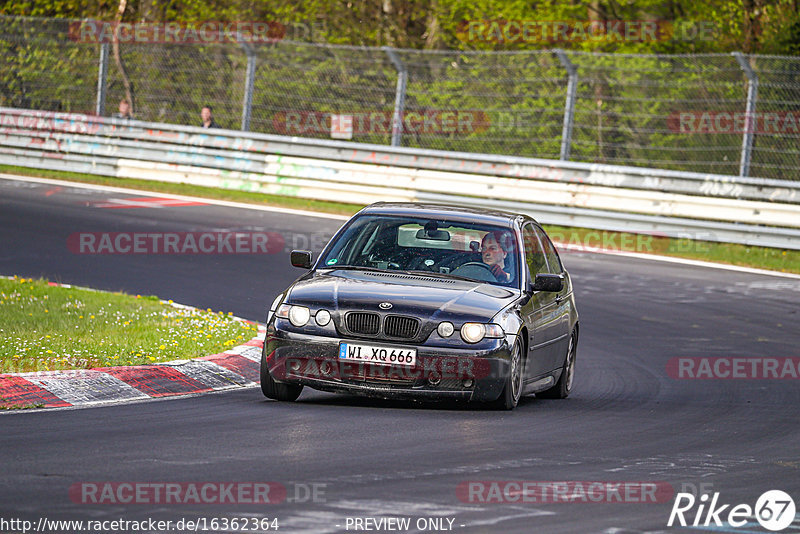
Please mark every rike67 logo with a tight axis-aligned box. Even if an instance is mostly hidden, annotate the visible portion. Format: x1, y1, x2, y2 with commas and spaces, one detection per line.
668, 490, 796, 531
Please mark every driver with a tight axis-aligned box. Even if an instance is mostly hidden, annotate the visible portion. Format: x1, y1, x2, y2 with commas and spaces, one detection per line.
481, 231, 512, 283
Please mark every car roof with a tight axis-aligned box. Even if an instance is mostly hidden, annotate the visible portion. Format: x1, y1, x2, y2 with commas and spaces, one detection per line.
358, 202, 535, 228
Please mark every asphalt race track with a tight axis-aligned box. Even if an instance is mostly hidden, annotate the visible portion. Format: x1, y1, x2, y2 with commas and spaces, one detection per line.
1, 176, 799, 534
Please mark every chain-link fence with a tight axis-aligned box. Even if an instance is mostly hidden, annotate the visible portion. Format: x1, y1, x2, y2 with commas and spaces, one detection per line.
2, 16, 799, 180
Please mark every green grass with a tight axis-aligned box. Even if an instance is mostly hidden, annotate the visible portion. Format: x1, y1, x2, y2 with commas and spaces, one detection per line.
1, 164, 798, 274
0, 396, 44, 410
0, 276, 259, 373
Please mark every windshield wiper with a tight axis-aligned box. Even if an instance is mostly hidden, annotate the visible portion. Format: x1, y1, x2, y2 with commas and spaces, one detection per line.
322, 265, 389, 273
324, 266, 487, 285
400, 270, 478, 283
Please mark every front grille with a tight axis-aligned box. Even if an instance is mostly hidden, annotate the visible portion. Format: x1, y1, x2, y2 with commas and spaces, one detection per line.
384, 315, 420, 339
346, 312, 380, 335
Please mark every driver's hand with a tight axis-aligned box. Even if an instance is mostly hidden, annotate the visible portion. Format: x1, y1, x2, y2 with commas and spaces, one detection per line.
489, 263, 508, 281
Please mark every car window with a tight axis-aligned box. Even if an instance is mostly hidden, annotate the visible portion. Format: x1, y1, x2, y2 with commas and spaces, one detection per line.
535, 225, 563, 274
522, 224, 548, 278
323, 217, 383, 266
318, 215, 519, 287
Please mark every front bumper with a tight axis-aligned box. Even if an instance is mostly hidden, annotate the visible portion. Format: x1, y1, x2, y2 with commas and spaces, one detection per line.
264, 327, 513, 402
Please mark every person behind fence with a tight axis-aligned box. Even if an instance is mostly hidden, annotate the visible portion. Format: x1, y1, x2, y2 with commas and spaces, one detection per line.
112, 98, 132, 120
480, 230, 513, 283
200, 105, 218, 128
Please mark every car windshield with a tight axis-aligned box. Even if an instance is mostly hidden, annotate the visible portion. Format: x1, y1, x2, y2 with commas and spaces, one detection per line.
318, 215, 519, 288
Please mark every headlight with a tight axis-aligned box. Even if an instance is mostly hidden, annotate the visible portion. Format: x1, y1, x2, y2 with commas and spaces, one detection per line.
460, 323, 486, 343
276, 303, 290, 319
484, 324, 505, 338
276, 304, 326, 328
276, 304, 310, 327
315, 309, 331, 326
460, 322, 504, 343
288, 305, 310, 327
437, 321, 454, 337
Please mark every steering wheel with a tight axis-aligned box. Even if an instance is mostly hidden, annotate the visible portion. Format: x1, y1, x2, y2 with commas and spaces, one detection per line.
457, 261, 494, 271
451, 261, 496, 282
437, 251, 476, 271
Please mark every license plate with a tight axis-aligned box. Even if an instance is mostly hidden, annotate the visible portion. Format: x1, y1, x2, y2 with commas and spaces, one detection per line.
338, 342, 417, 367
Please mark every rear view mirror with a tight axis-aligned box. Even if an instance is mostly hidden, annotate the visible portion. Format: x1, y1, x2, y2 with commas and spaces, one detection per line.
415, 228, 450, 241
290, 250, 312, 269
531, 273, 563, 292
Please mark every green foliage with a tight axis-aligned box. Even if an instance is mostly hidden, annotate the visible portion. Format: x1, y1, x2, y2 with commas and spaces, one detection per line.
0, 276, 258, 373
1, 0, 798, 54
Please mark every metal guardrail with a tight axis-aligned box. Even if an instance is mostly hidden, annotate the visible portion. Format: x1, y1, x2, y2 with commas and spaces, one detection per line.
2, 107, 800, 250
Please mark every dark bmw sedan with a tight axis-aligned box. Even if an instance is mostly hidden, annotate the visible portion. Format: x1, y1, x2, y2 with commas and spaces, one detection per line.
261, 202, 578, 410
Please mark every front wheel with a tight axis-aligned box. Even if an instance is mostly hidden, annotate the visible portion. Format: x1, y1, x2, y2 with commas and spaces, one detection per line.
491, 337, 523, 410
539, 328, 577, 399
260, 347, 303, 401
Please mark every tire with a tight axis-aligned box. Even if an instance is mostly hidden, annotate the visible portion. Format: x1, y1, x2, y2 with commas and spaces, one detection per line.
539, 328, 577, 399
260, 346, 303, 402
491, 336, 524, 410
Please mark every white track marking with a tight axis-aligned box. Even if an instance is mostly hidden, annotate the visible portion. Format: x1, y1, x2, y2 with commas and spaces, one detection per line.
24, 370, 149, 404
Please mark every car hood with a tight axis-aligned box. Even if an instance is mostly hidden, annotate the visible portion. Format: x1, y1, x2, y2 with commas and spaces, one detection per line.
286, 269, 518, 324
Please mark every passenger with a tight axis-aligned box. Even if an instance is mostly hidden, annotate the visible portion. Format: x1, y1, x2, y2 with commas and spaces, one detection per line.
481, 231, 512, 283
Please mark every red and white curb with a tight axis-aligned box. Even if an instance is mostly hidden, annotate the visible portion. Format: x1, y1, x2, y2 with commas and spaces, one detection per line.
0, 281, 266, 410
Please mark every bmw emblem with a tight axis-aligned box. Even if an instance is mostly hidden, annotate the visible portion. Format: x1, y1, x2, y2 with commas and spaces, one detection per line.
379, 302, 392, 310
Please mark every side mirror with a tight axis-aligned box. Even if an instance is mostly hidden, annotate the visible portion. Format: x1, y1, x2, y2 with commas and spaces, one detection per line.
531, 273, 563, 292
290, 250, 312, 269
